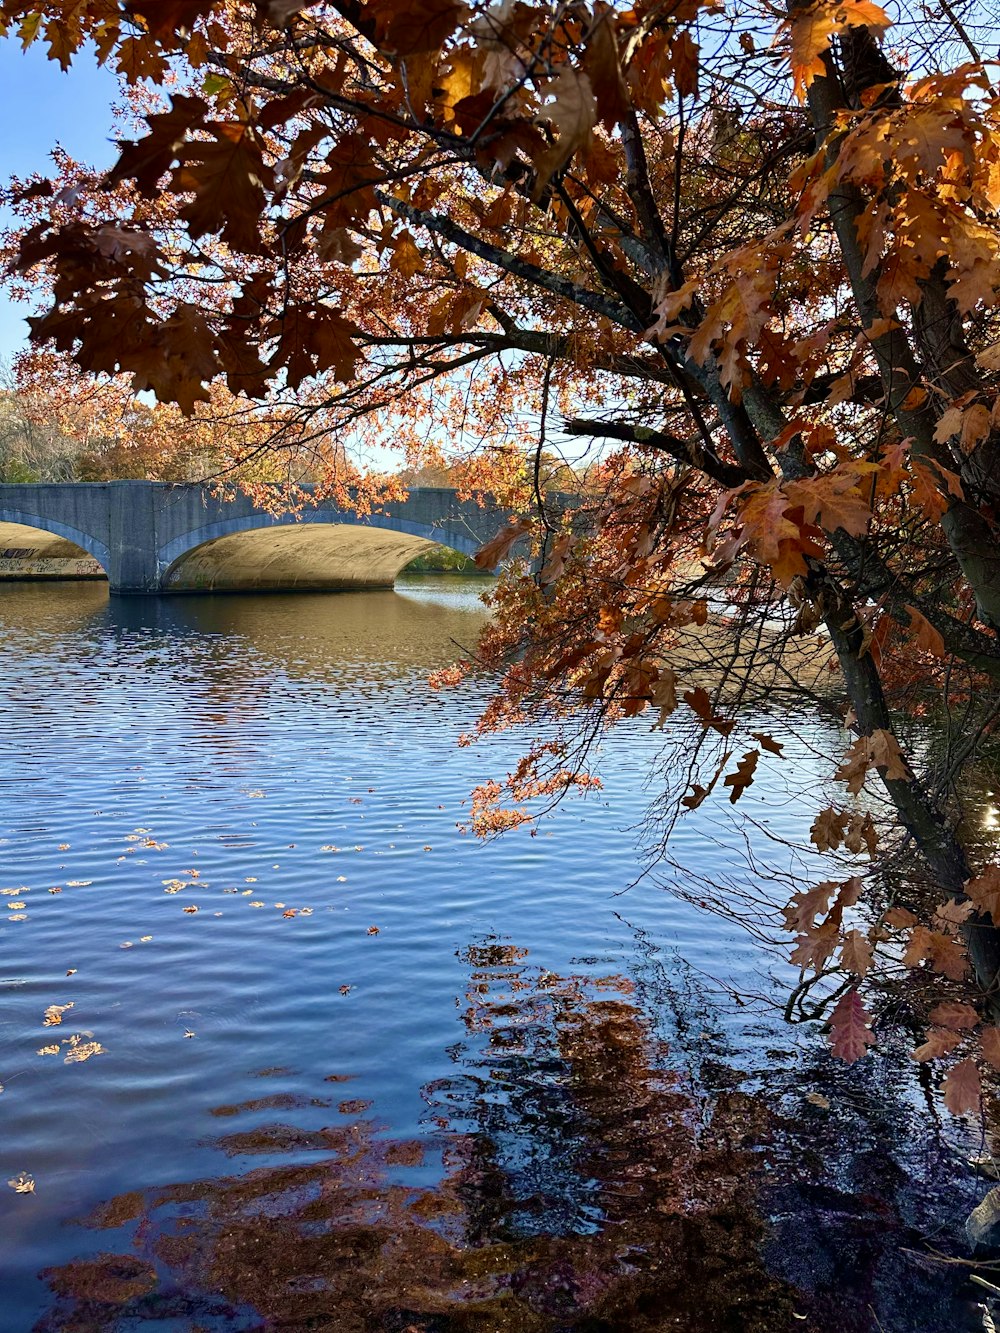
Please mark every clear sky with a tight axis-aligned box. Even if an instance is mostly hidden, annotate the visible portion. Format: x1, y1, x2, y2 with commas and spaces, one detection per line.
0, 39, 119, 361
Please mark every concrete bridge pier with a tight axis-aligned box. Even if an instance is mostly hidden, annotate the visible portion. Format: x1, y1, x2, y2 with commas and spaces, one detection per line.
108, 481, 161, 595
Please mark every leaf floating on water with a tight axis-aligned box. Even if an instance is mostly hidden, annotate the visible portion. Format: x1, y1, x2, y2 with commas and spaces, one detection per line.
37, 1045, 60, 1056
66, 969, 77, 976
66, 880, 92, 887
283, 909, 297, 918
8, 1172, 35, 1194
182, 905, 199, 914
1, 887, 27, 895
63, 1035, 105, 1064
139, 936, 153, 943
244, 789, 265, 798
339, 985, 352, 995
7, 902, 26, 911
249, 901, 265, 908
120, 941, 134, 949
805, 1091, 830, 1108
336, 876, 347, 883
7, 914, 28, 922
423, 846, 432, 852
321, 846, 339, 852
43, 1003, 74, 1027
245, 877, 257, 883
58, 843, 70, 850
48, 887, 62, 895
183, 1029, 195, 1039
367, 926, 380, 936
299, 908, 313, 916
274, 902, 286, 909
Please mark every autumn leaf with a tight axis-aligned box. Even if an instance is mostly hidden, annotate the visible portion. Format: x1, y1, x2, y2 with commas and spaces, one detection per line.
532, 68, 598, 196
7, 1171, 35, 1194
980, 1027, 1000, 1072
942, 1058, 981, 1116
911, 1028, 962, 1062
966, 865, 1000, 923
928, 1001, 979, 1029
173, 120, 275, 251
474, 517, 533, 570
723, 750, 759, 803
829, 988, 876, 1063
840, 928, 873, 977
43, 1002, 73, 1027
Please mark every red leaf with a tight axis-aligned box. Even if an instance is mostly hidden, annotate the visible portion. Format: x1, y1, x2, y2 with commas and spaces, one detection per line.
829, 989, 875, 1063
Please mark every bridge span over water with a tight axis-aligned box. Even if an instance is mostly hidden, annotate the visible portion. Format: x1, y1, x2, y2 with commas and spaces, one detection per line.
0, 481, 516, 595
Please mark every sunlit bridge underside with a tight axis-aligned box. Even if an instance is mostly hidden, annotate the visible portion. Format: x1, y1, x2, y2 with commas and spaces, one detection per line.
163, 523, 442, 593
0, 520, 107, 581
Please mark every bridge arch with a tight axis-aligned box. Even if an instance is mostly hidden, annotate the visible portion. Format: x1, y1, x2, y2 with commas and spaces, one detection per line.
159, 510, 483, 593
0, 509, 111, 577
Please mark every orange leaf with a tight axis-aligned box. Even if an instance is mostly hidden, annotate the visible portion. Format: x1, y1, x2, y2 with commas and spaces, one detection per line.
840, 928, 873, 978
911, 1028, 962, 1062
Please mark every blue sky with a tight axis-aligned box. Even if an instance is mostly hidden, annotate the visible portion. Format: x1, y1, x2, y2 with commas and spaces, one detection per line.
0, 40, 119, 361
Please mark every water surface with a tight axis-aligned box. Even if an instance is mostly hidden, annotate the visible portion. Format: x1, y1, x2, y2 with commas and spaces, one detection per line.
0, 579, 982, 1331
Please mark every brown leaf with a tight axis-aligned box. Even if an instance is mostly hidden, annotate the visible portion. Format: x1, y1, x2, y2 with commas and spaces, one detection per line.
723, 750, 759, 803
942, 1058, 982, 1116
840, 928, 873, 978
927, 1001, 979, 1030
967, 865, 1000, 923
911, 1028, 962, 1062
980, 1027, 1000, 1072
474, 517, 533, 570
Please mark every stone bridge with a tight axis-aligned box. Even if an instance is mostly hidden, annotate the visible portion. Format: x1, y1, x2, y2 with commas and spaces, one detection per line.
0, 481, 518, 595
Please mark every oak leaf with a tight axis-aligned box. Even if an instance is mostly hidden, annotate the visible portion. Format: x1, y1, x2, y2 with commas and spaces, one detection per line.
723, 750, 759, 803
942, 1058, 981, 1116
840, 928, 873, 978
980, 1027, 1000, 1072
474, 517, 533, 570
829, 988, 875, 1063
911, 1028, 962, 1062
966, 865, 1000, 923
928, 1001, 979, 1029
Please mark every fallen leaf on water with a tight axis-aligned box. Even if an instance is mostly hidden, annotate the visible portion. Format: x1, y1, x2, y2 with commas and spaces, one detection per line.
63, 1035, 105, 1064
222, 888, 238, 895
66, 880, 92, 887
0, 887, 25, 895
274, 902, 286, 909
7, 914, 28, 921
185, 870, 201, 879
299, 908, 313, 916
66, 969, 76, 976
245, 877, 257, 883
806, 1092, 831, 1108
249, 901, 265, 908
367, 926, 380, 936
120, 941, 134, 949
283, 909, 297, 918
339, 985, 352, 995
43, 1003, 74, 1027
321, 846, 339, 852
37, 1045, 60, 1056
423, 846, 432, 851
6, 902, 26, 910
182, 905, 199, 914
184, 1029, 195, 1039
8, 1172, 35, 1194
336, 876, 347, 883
58, 843, 70, 850
354, 845, 363, 851
139, 936, 152, 943
0, 1081, 4, 1095
48, 887, 62, 895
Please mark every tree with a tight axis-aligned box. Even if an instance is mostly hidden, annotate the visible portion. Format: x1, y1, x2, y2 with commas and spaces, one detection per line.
3, 0, 1000, 1105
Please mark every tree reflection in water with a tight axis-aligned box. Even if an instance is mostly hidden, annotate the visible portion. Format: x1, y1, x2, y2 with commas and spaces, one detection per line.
35, 942, 799, 1332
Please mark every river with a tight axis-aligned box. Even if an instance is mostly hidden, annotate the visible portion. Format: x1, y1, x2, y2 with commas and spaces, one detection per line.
0, 578, 986, 1331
